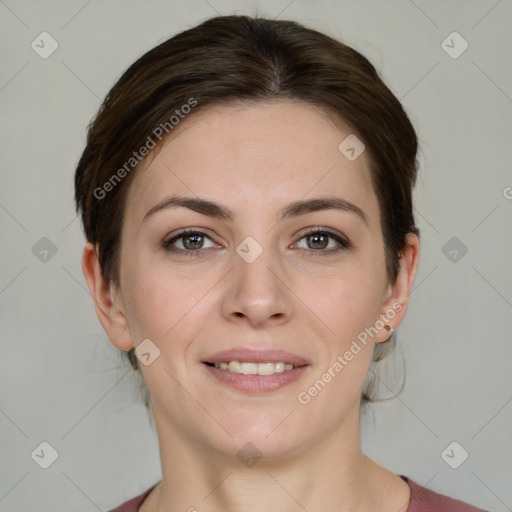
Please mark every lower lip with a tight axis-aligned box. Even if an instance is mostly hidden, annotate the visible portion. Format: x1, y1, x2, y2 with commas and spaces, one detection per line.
203, 364, 309, 394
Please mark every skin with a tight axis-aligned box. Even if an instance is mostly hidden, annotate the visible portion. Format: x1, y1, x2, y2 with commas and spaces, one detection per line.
83, 100, 420, 512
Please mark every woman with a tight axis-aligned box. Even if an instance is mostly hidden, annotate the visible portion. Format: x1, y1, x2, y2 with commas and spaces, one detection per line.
75, 15, 487, 512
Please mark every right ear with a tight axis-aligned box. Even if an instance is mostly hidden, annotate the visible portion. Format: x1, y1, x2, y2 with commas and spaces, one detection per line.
81, 242, 133, 351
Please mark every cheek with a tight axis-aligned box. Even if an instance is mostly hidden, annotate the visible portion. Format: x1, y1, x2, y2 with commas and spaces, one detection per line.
121, 263, 214, 346
300, 264, 385, 341
304, 272, 383, 400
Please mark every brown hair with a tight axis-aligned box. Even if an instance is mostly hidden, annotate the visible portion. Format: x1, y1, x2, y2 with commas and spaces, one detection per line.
74, 14, 419, 406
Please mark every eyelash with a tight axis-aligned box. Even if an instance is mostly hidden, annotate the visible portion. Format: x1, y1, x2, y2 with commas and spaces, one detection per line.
162, 228, 352, 257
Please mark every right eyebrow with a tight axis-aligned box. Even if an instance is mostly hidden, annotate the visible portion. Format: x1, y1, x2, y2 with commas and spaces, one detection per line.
142, 196, 233, 225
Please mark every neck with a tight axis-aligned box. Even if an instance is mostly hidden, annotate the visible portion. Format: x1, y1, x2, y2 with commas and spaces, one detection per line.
146, 404, 393, 512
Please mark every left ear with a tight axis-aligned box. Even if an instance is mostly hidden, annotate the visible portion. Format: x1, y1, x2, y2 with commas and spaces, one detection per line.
375, 232, 420, 343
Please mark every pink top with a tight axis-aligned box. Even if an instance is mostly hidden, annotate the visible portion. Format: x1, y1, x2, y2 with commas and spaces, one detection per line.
107, 475, 488, 511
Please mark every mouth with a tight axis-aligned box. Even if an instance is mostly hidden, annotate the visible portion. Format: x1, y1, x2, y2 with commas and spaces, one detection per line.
204, 360, 298, 375
201, 349, 310, 394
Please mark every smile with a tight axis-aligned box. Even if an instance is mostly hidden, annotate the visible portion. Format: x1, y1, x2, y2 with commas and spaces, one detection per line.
206, 361, 295, 375
203, 362, 309, 393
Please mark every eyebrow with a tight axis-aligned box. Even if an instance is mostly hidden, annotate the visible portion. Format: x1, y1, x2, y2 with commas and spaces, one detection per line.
142, 195, 369, 227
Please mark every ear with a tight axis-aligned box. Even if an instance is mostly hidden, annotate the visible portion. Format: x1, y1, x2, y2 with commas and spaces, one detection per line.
81, 242, 134, 351
375, 233, 420, 343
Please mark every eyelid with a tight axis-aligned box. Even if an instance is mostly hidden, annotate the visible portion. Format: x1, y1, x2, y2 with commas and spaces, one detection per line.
164, 227, 214, 242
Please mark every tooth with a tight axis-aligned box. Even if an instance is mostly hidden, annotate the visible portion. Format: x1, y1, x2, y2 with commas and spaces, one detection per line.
274, 362, 285, 372
240, 362, 258, 375
257, 363, 275, 375
213, 361, 296, 373
228, 361, 241, 373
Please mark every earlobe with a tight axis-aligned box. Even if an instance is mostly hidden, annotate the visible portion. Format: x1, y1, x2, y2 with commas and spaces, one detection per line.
375, 233, 420, 343
81, 242, 134, 351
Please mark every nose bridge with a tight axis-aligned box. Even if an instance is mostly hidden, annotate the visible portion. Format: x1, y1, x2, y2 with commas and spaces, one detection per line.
223, 235, 292, 325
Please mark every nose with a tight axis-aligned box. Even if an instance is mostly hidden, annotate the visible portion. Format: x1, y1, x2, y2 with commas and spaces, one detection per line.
221, 247, 293, 328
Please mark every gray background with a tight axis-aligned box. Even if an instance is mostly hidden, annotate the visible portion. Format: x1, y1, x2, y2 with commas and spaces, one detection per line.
1, 1, 511, 511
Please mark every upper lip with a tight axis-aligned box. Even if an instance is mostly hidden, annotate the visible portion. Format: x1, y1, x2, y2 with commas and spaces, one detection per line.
203, 348, 310, 366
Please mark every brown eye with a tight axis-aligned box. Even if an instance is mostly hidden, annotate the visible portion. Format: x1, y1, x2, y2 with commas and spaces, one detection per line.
181, 233, 205, 250
295, 229, 351, 255
306, 232, 329, 250
163, 230, 217, 254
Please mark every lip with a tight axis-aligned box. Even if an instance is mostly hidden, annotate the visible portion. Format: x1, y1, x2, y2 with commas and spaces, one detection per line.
203, 364, 309, 394
202, 348, 311, 394
202, 348, 311, 366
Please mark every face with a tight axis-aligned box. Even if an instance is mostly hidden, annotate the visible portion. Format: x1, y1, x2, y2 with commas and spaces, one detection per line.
89, 100, 418, 460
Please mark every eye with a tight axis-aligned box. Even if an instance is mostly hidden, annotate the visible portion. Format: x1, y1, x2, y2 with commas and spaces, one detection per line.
294, 229, 351, 255
163, 229, 218, 255
162, 228, 351, 257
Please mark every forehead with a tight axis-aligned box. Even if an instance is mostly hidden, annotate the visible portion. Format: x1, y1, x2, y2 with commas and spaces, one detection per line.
124, 100, 379, 229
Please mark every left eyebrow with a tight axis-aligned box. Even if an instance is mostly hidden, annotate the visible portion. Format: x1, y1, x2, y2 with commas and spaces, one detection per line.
279, 197, 369, 228
141, 195, 369, 228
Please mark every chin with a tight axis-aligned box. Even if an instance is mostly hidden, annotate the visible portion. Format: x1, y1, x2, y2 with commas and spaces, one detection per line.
201, 412, 309, 463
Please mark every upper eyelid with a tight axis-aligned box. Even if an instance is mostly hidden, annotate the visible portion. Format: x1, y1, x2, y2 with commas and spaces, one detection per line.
164, 228, 219, 246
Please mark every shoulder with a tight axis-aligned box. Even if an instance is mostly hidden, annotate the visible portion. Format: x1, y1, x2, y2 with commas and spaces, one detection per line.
106, 483, 158, 512
400, 475, 489, 512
